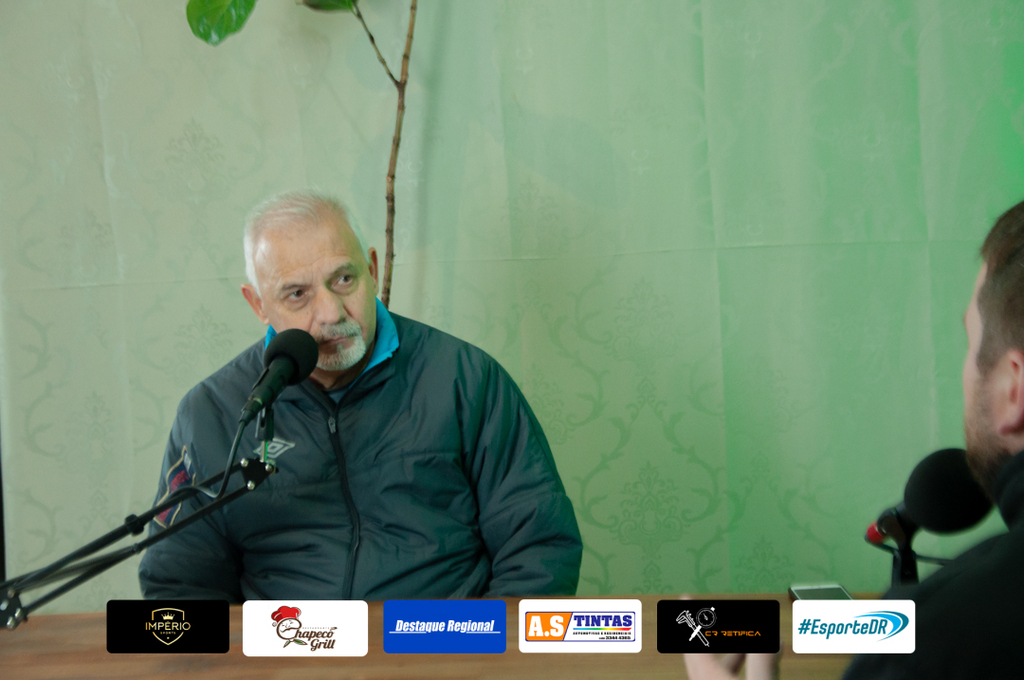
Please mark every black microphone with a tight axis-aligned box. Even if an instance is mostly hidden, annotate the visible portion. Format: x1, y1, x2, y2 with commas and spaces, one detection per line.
867, 448, 992, 543
865, 448, 993, 586
239, 329, 319, 425
903, 447, 992, 533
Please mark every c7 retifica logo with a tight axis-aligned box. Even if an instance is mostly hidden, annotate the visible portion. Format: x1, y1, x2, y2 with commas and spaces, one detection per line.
657, 600, 780, 654
677, 607, 717, 646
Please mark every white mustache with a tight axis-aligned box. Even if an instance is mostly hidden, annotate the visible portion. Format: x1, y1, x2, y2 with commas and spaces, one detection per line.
314, 320, 361, 343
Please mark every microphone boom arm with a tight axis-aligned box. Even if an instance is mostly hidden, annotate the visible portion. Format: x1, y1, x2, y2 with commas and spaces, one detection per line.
0, 452, 276, 630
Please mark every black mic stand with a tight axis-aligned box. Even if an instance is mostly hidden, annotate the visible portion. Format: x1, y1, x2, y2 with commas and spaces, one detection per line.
883, 509, 919, 586
256, 403, 274, 458
866, 509, 953, 588
892, 543, 918, 586
0, 419, 277, 631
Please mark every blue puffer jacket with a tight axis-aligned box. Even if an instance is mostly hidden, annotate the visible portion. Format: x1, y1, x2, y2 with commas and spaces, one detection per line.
138, 313, 582, 600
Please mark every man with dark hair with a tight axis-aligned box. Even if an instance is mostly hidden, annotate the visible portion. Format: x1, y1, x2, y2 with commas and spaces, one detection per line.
842, 198, 1024, 678
684, 200, 1024, 680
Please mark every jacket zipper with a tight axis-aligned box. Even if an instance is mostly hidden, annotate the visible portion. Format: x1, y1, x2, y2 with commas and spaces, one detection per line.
298, 360, 393, 599
304, 393, 361, 600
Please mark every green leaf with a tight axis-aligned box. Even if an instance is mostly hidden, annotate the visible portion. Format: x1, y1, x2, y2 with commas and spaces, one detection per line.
187, 0, 258, 46
301, 0, 355, 11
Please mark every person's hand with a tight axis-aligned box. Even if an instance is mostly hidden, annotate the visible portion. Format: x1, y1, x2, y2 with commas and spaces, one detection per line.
683, 652, 779, 680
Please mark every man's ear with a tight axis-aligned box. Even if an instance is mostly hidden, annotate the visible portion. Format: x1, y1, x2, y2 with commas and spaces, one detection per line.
995, 349, 1024, 436
242, 284, 270, 325
367, 247, 379, 291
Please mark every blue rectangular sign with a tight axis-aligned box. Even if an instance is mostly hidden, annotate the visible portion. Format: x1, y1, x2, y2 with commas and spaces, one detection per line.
383, 600, 506, 654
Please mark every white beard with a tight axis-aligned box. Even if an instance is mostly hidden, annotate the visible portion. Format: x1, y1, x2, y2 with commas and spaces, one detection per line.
315, 320, 367, 371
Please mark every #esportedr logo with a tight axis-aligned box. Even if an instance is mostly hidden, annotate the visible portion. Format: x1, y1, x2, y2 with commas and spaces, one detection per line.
796, 610, 909, 641
792, 600, 915, 654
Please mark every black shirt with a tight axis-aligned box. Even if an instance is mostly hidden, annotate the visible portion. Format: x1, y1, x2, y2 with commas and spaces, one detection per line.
843, 451, 1024, 679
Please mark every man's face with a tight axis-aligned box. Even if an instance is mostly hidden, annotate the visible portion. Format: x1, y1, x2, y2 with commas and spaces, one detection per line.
962, 264, 1012, 494
243, 214, 378, 384
963, 266, 985, 418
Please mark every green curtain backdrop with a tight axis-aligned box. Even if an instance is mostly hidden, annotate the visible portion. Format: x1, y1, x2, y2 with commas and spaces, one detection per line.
1, 0, 1022, 613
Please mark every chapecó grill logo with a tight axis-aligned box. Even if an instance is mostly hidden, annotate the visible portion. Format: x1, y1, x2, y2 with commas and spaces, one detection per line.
270, 605, 337, 651
657, 600, 780, 654
519, 599, 643, 653
793, 600, 915, 654
242, 600, 368, 657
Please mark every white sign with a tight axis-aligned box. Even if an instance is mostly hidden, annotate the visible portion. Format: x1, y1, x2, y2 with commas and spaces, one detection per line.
792, 600, 915, 654
519, 599, 642, 653
242, 600, 368, 657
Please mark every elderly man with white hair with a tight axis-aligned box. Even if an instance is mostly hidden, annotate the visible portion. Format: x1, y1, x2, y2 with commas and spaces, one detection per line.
138, 190, 583, 600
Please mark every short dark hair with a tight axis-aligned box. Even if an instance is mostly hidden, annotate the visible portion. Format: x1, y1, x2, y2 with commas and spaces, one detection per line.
978, 199, 1024, 374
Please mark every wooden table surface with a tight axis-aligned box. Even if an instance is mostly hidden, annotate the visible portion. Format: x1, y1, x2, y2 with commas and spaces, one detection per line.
0, 594, 853, 679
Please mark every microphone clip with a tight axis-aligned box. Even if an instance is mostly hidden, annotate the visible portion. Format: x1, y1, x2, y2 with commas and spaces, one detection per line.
866, 503, 920, 587
256, 405, 274, 447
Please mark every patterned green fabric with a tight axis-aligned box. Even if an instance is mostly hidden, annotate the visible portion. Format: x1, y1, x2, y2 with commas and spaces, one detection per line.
0, 0, 1022, 613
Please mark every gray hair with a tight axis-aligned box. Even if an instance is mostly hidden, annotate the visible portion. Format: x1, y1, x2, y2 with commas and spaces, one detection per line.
243, 190, 369, 296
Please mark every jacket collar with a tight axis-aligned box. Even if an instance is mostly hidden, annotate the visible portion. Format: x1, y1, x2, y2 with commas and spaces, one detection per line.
993, 450, 1024, 529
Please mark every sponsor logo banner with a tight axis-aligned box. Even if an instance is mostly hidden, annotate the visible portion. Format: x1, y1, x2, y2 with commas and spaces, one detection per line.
383, 600, 506, 654
657, 599, 780, 654
793, 600, 915, 654
519, 599, 642, 653
242, 600, 368, 657
106, 599, 229, 654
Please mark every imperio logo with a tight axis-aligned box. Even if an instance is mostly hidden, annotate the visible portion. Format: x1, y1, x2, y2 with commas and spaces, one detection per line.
519, 599, 643, 653
107, 600, 229, 654
146, 608, 191, 645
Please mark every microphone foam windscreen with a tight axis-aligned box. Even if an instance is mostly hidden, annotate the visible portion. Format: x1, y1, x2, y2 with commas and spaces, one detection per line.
263, 328, 320, 384
903, 448, 992, 533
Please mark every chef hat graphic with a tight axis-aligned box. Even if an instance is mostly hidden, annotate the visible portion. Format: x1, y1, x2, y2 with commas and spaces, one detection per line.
271, 606, 301, 622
